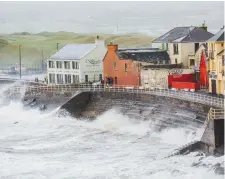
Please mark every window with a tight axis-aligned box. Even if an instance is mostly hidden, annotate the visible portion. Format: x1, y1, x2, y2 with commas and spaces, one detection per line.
64, 61, 70, 69
49, 73, 55, 83
48, 61, 55, 68
56, 61, 62, 69
190, 59, 195, 66
195, 43, 199, 53
73, 75, 79, 83
65, 74, 71, 84
56, 74, 63, 84
175, 58, 178, 64
115, 77, 118, 84
114, 62, 117, 71
72, 61, 79, 69
173, 44, 179, 54
125, 63, 128, 72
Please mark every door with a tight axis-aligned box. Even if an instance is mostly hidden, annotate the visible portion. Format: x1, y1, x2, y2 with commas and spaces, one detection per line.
115, 77, 118, 85
214, 119, 224, 148
85, 75, 88, 83
99, 74, 102, 81
211, 79, 216, 94
195, 72, 200, 82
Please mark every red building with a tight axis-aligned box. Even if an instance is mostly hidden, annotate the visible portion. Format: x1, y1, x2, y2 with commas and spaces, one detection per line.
103, 44, 170, 87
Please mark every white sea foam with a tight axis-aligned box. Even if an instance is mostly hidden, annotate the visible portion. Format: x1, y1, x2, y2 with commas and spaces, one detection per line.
0, 87, 223, 179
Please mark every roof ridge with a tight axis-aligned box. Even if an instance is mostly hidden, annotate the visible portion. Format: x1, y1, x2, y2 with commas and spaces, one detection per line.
152, 26, 195, 43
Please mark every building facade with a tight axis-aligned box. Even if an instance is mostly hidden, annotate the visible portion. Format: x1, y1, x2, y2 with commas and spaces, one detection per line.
47, 37, 107, 84
152, 23, 213, 69
207, 28, 224, 96
141, 65, 193, 89
103, 44, 170, 87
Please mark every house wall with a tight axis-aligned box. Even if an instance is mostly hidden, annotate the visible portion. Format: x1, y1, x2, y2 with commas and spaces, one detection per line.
47, 40, 107, 84
208, 42, 225, 95
169, 42, 204, 68
47, 60, 80, 84
80, 43, 107, 82
103, 45, 141, 87
141, 68, 193, 89
194, 45, 206, 67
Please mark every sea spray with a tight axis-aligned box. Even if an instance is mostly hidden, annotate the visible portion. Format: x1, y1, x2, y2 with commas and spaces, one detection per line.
0, 95, 223, 178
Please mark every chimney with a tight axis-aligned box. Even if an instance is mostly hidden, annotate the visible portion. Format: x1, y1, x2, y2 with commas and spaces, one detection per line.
200, 20, 207, 31
95, 35, 105, 47
107, 42, 118, 51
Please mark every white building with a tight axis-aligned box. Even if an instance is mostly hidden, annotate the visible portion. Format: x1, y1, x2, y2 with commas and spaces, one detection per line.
152, 23, 214, 69
47, 37, 107, 84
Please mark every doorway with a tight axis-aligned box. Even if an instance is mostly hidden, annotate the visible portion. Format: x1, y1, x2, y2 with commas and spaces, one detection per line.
85, 75, 88, 83
99, 74, 102, 81
115, 77, 118, 85
211, 79, 216, 94
214, 119, 224, 148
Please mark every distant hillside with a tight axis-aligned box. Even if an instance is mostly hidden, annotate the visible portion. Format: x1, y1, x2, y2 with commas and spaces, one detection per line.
0, 32, 155, 67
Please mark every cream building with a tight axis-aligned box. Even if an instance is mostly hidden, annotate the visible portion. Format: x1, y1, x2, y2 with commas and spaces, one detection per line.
152, 23, 213, 69
207, 28, 224, 96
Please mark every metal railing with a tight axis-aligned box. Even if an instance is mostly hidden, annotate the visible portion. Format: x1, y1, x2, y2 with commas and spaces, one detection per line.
209, 108, 224, 120
7, 84, 224, 108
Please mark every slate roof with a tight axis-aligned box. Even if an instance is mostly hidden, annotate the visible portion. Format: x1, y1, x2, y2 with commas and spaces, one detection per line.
117, 48, 170, 62
153, 26, 214, 43
142, 64, 182, 69
207, 27, 224, 42
49, 44, 96, 60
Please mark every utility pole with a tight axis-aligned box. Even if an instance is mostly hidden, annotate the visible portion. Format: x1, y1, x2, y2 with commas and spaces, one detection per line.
41, 49, 44, 72
19, 45, 22, 79
57, 43, 60, 50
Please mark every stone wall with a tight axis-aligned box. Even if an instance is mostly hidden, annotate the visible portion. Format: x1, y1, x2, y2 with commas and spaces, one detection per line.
56, 91, 212, 131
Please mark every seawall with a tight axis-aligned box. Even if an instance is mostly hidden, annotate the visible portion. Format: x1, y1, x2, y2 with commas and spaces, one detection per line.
59, 91, 224, 155
60, 91, 211, 118
59, 91, 212, 132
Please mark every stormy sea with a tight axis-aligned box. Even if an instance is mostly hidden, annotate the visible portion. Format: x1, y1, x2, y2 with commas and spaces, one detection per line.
0, 82, 224, 179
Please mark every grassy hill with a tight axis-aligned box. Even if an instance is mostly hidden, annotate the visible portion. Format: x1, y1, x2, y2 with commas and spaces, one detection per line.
0, 32, 155, 67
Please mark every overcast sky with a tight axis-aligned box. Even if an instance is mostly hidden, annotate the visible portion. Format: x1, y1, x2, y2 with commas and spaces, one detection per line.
0, 1, 224, 35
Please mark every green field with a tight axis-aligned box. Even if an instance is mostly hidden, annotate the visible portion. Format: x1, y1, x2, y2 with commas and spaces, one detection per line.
0, 32, 155, 67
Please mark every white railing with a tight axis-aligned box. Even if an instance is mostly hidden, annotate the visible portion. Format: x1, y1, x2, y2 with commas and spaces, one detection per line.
8, 84, 224, 108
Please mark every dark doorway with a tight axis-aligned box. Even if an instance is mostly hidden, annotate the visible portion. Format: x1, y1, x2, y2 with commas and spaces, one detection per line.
115, 77, 118, 85
214, 119, 224, 148
195, 71, 200, 82
211, 79, 216, 94
99, 74, 102, 81
85, 75, 88, 83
